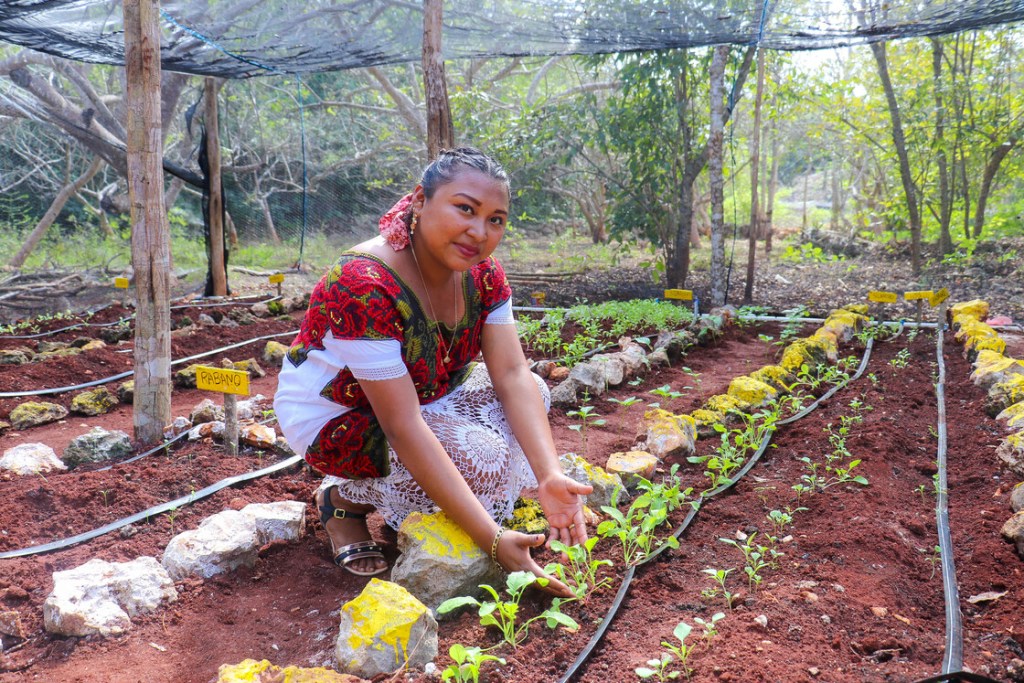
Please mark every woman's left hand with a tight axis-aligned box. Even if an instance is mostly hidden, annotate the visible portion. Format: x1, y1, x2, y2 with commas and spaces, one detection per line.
537, 474, 593, 555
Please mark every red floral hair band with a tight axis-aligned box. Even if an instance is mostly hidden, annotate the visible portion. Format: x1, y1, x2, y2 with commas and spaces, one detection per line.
378, 193, 414, 251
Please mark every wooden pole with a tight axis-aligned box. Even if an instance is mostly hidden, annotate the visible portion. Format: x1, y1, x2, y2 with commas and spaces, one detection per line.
422, 0, 454, 159
221, 359, 239, 456
123, 0, 172, 445
205, 77, 227, 296
743, 47, 765, 304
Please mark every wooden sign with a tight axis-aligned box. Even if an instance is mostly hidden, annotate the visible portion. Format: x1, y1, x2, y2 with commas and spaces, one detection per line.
904, 290, 933, 301
114, 277, 130, 289
929, 288, 950, 307
268, 273, 285, 284
868, 290, 898, 304
195, 365, 250, 396
664, 289, 693, 301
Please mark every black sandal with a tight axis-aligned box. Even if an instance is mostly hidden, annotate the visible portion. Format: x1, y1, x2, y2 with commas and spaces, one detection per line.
316, 486, 388, 576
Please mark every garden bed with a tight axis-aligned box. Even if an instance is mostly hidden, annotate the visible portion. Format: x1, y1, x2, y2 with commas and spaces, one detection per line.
0, 305, 1022, 683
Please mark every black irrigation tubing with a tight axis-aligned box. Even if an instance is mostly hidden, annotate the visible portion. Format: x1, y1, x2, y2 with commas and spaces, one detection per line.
0, 295, 282, 341
0, 454, 304, 560
556, 338, 876, 683
0, 329, 296, 398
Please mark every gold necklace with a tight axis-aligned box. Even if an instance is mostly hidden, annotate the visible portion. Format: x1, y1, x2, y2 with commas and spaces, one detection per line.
409, 244, 460, 364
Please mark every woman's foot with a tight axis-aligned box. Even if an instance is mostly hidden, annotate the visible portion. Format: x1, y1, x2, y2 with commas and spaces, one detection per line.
315, 486, 388, 576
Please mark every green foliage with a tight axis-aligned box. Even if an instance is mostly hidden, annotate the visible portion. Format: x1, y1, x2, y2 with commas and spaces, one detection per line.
436, 572, 578, 648
779, 242, 845, 264
598, 485, 680, 567
545, 537, 614, 602
441, 644, 506, 683
719, 533, 783, 590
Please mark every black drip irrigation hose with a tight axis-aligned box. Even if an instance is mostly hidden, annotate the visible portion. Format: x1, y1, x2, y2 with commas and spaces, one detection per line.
556, 338, 876, 683
0, 295, 282, 341
0, 454, 303, 560
0, 329, 296, 398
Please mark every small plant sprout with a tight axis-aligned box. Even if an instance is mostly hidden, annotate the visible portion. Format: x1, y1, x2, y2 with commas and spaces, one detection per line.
441, 644, 506, 683
701, 567, 735, 609
758, 333, 775, 343
167, 506, 179, 535
566, 403, 606, 455
920, 545, 942, 579
635, 653, 679, 681
680, 367, 702, 390
635, 621, 698, 681
693, 612, 725, 641
650, 384, 684, 400
629, 377, 645, 387
436, 571, 578, 648
720, 533, 782, 590
598, 487, 679, 566
766, 506, 806, 536
608, 395, 643, 408
545, 537, 613, 601
890, 348, 912, 369
99, 489, 111, 507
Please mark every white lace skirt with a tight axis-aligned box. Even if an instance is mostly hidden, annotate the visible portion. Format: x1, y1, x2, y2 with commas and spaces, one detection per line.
320, 363, 548, 530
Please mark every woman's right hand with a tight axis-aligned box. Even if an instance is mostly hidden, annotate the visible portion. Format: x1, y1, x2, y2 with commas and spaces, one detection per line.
494, 529, 572, 598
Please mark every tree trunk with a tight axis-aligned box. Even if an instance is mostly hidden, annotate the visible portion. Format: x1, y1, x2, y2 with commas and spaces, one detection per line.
870, 41, 922, 275
9, 156, 103, 269
973, 139, 1017, 238
744, 48, 765, 304
124, 0, 171, 446
205, 77, 227, 296
766, 128, 779, 253
708, 46, 728, 307
257, 191, 281, 245
422, 0, 454, 159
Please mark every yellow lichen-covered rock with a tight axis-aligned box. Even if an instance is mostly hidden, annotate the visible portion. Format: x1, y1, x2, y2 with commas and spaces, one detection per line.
821, 310, 868, 343
996, 402, 1024, 430
233, 358, 266, 378
780, 338, 830, 372
970, 352, 1024, 391
705, 394, 749, 414
690, 408, 727, 431
559, 452, 626, 507
336, 579, 437, 678
391, 511, 502, 610
996, 430, 1024, 477
643, 409, 697, 457
217, 658, 365, 682
987, 376, 1024, 417
841, 304, 870, 315
949, 299, 989, 322
748, 365, 791, 391
80, 339, 107, 351
70, 387, 119, 416
262, 341, 288, 367
954, 318, 996, 344
727, 376, 779, 408
606, 450, 659, 489
174, 364, 201, 389
506, 497, 550, 534
966, 335, 1006, 355
9, 401, 69, 430
807, 330, 839, 361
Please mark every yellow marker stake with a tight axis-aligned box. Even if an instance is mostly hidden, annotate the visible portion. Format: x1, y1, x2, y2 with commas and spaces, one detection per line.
664, 289, 693, 301
269, 272, 285, 297
114, 277, 130, 289
904, 290, 933, 301
195, 365, 250, 396
929, 288, 949, 307
868, 291, 898, 304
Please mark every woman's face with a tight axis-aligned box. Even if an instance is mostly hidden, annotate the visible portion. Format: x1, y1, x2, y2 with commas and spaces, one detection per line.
412, 168, 509, 273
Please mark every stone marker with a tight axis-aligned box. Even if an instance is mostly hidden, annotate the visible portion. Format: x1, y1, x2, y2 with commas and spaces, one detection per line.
0, 443, 67, 475
336, 579, 437, 678
391, 511, 502, 611
63, 426, 133, 468
43, 557, 177, 637
9, 401, 68, 430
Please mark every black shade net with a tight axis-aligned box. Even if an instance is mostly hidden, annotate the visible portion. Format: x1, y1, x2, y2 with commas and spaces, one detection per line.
2, 0, 1024, 79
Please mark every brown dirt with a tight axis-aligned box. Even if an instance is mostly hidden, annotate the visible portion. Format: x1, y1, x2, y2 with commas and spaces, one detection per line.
0, 304, 1022, 683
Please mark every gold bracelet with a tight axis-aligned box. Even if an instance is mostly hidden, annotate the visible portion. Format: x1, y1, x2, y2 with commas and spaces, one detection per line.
490, 527, 505, 564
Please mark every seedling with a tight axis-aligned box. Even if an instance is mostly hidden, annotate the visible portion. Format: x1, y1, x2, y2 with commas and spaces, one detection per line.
890, 348, 911, 369
766, 506, 806, 536
758, 334, 775, 343
720, 533, 782, 590
598, 487, 679, 566
441, 644, 506, 683
920, 545, 942, 579
650, 384, 684, 400
693, 612, 725, 641
99, 489, 112, 507
608, 396, 643, 408
566, 403, 606, 455
168, 506, 179, 536
635, 621, 697, 681
700, 567, 735, 609
545, 537, 613, 602
437, 571, 578, 648
680, 367, 702, 390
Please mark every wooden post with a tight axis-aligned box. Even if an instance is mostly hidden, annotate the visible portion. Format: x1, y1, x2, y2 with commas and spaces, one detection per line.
221, 359, 239, 456
124, 0, 172, 446
422, 0, 454, 159
205, 77, 227, 296
743, 47, 765, 304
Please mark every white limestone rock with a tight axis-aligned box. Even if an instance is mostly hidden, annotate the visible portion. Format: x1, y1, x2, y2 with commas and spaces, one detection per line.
43, 557, 177, 637
0, 443, 67, 476
241, 501, 306, 545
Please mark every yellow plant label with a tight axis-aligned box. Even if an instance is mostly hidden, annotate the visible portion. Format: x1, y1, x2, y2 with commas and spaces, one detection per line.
868, 290, 898, 303
195, 366, 250, 396
664, 289, 693, 301
930, 288, 950, 307
904, 290, 933, 301
268, 273, 285, 284
114, 277, 130, 289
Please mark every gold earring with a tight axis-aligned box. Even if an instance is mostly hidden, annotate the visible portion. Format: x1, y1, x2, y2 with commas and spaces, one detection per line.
410, 213, 418, 236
